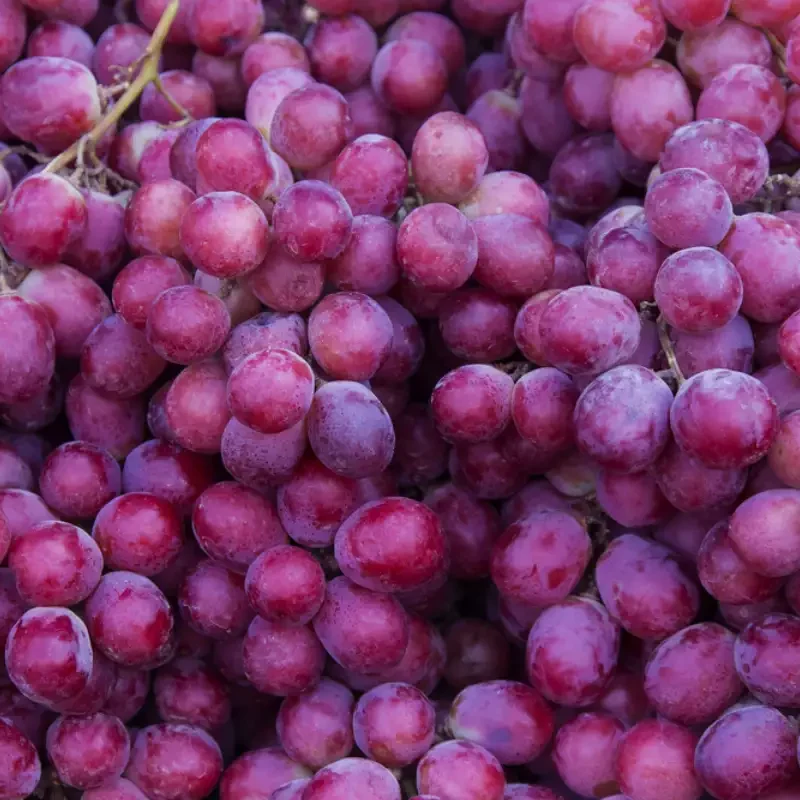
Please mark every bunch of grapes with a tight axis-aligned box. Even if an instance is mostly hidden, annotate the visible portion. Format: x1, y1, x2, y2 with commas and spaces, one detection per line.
3, 0, 800, 799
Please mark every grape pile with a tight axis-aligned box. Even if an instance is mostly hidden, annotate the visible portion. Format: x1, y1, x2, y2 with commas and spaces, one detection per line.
4, 0, 800, 799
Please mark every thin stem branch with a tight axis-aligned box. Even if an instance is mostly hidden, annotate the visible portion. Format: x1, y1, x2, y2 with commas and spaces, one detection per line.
657, 315, 685, 387
44, 0, 180, 175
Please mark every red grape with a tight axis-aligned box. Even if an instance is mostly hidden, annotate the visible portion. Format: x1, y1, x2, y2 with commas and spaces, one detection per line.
670, 369, 778, 469
695, 705, 799, 800
126, 723, 223, 800
179, 559, 252, 640
417, 740, 505, 800
47, 712, 129, 789
616, 719, 700, 800
6, 607, 93, 706
573, 0, 666, 73
277, 678, 355, 769
697, 520, 784, 604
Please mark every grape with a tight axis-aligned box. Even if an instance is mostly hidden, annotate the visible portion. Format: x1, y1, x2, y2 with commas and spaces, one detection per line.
8, 519, 101, 607
122, 439, 214, 515
552, 712, 624, 797
491, 511, 591, 607
397, 204, 478, 293
308, 381, 394, 479
697, 520, 784, 604
65, 376, 145, 460
521, 0, 583, 63
0, 57, 100, 154
0, 173, 86, 269
83, 779, 150, 800
610, 60, 693, 163
417, 741, 505, 800
526, 597, 619, 706
126, 723, 224, 800
351, 682, 435, 768
245, 545, 324, 625
6, 607, 93, 706
241, 31, 310, 86
47, 712, 129, 789
87, 571, 174, 668
695, 706, 799, 800
597, 534, 699, 640
677, 20, 771, 89
335, 497, 448, 593
670, 369, 778, 469
733, 614, 800, 708
222, 418, 307, 492
538, 286, 641, 376
574, 365, 673, 472
277, 678, 354, 769
615, 719, 701, 800
460, 171, 550, 226
448, 680, 553, 766
519, 76, 578, 157
596, 468, 674, 527
729, 489, 800, 577
145, 285, 230, 365
563, 62, 614, 131
439, 288, 517, 362
246, 246, 325, 313
644, 622, 742, 727
329, 135, 407, 220
245, 66, 314, 137
572, 0, 666, 73
472, 213, 555, 298
220, 748, 310, 800
371, 39, 447, 116
303, 14, 376, 91
243, 616, 325, 696
671, 316, 755, 377
466, 90, 526, 173
125, 179, 196, 260
654, 248, 743, 334
431, 365, 513, 444
697, 65, 786, 143
0, 718, 41, 800
444, 618, 510, 689
179, 559, 252, 641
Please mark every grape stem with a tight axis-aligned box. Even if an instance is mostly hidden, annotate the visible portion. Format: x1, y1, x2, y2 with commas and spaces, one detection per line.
44, 0, 181, 175
657, 315, 685, 387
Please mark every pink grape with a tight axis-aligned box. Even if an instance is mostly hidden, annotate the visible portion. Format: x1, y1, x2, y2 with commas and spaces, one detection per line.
572, 0, 666, 73
448, 680, 554, 765
538, 286, 641, 376
644, 622, 742, 725
695, 705, 799, 800
596, 534, 700, 640
353, 682, 435, 768
335, 496, 448, 593
491, 511, 590, 607
6, 607, 93, 706
526, 596, 619, 707
670, 369, 778, 469
697, 520, 783, 604
371, 39, 448, 116
86, 571, 174, 668
574, 365, 673, 472
277, 678, 355, 769
417, 740, 505, 800
616, 719, 701, 800
126, 724, 223, 800
697, 64, 786, 143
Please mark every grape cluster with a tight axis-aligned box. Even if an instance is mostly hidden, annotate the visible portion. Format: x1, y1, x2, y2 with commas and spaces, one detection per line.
2, 0, 800, 799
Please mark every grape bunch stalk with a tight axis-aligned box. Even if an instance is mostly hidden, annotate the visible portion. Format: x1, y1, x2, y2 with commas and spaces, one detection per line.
5, 0, 800, 799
